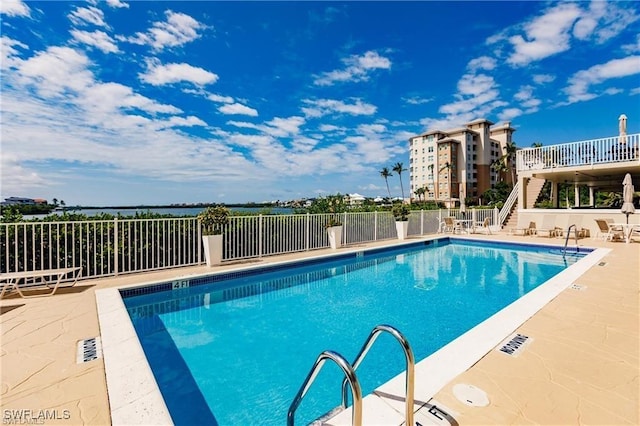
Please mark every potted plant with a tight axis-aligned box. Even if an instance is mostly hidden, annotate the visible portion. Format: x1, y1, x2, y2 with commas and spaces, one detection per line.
324, 194, 346, 249
197, 205, 230, 266
325, 215, 343, 250
392, 203, 410, 240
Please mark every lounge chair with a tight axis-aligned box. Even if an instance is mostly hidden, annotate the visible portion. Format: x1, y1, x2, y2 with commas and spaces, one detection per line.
568, 215, 587, 239
471, 217, 492, 235
536, 216, 558, 238
513, 220, 536, 236
0, 267, 81, 299
441, 217, 462, 234
594, 219, 624, 242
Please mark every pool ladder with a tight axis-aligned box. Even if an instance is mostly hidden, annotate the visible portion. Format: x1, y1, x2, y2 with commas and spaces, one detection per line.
287, 324, 415, 426
562, 224, 580, 257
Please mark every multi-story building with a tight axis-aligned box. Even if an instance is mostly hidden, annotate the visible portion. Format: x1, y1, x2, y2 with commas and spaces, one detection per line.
409, 118, 515, 206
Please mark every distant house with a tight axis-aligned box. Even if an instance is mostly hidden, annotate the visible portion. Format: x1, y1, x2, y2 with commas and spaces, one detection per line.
2, 197, 35, 206
0, 197, 48, 206
346, 193, 366, 206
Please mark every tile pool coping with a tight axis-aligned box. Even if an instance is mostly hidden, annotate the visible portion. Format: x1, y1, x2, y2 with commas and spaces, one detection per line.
95, 236, 610, 425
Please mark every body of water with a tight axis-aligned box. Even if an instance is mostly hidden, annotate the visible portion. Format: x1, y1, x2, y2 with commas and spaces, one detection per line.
32, 206, 294, 218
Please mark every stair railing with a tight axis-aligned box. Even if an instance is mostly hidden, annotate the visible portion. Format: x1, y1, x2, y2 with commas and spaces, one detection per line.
498, 181, 519, 226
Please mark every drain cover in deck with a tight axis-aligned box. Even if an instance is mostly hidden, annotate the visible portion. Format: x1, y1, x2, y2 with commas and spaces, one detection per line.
453, 383, 489, 407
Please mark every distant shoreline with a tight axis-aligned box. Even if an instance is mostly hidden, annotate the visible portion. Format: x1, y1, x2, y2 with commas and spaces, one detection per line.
72, 203, 279, 210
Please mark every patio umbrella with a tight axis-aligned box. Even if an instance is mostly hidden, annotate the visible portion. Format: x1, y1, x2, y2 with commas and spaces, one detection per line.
459, 183, 466, 217
619, 114, 627, 144
621, 173, 635, 224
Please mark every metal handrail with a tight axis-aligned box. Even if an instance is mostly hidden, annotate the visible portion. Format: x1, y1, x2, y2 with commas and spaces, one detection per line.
563, 224, 579, 257
498, 181, 519, 226
341, 325, 415, 426
287, 350, 362, 426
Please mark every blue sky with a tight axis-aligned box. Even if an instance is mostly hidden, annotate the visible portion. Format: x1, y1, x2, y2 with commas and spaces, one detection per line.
1, 1, 639, 206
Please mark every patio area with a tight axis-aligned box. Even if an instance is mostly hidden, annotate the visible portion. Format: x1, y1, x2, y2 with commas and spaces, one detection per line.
1, 232, 638, 425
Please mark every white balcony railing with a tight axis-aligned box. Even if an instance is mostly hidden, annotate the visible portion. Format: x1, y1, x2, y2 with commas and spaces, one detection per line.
517, 133, 640, 172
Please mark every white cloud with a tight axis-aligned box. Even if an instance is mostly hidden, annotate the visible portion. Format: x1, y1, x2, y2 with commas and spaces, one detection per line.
622, 34, 640, 54
403, 96, 432, 105
208, 93, 234, 103
106, 0, 129, 8
507, 3, 581, 66
0, 0, 30, 17
219, 103, 258, 116
263, 116, 305, 137
467, 56, 496, 72
69, 6, 108, 28
71, 30, 119, 54
573, 1, 639, 44
498, 108, 523, 122
301, 98, 377, 118
563, 55, 640, 104
154, 115, 207, 130
16, 46, 94, 97
631, 87, 640, 96
314, 50, 391, 86
0, 154, 49, 195
318, 124, 343, 132
532, 74, 555, 84
140, 61, 218, 86
1, 37, 28, 69
123, 11, 205, 51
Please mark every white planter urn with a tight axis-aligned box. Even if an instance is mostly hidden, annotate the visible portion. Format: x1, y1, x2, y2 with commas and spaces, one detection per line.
395, 221, 409, 240
326, 226, 343, 250
202, 234, 223, 266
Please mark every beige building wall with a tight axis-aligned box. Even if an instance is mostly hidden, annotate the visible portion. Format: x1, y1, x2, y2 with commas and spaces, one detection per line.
409, 119, 514, 205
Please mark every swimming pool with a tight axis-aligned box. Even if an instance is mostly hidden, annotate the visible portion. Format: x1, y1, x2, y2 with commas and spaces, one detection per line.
117, 238, 590, 425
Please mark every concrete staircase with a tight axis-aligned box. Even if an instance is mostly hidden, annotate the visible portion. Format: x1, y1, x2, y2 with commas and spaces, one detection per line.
503, 177, 546, 230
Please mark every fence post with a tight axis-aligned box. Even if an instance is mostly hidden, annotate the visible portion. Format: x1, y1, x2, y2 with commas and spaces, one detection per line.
306, 213, 310, 251
493, 207, 499, 229
259, 215, 263, 258
196, 219, 202, 265
342, 212, 347, 245
420, 210, 424, 235
114, 218, 119, 276
374, 211, 378, 241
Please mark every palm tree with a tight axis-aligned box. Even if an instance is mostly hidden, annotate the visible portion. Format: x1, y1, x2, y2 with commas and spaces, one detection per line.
499, 141, 518, 185
379, 167, 392, 200
491, 159, 508, 182
392, 162, 407, 201
414, 187, 426, 202
428, 164, 435, 200
52, 198, 58, 206
439, 162, 452, 207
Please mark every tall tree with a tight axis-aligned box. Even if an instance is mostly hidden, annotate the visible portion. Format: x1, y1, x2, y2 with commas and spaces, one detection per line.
491, 159, 508, 182
499, 141, 518, 184
439, 162, 452, 205
392, 162, 407, 201
379, 167, 392, 200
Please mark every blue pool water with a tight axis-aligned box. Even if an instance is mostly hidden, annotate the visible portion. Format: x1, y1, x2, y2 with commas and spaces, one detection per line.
123, 239, 587, 425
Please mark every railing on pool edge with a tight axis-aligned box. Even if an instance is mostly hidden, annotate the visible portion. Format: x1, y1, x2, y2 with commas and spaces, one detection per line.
287, 324, 415, 426
287, 350, 362, 426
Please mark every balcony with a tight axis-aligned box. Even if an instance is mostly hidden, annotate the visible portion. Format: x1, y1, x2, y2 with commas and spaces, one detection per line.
516, 133, 640, 191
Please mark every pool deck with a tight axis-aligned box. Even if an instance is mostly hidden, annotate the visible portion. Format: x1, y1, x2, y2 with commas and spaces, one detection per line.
1, 232, 638, 425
